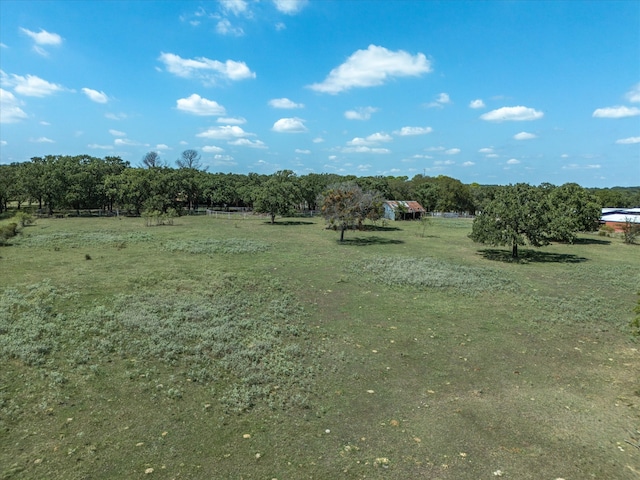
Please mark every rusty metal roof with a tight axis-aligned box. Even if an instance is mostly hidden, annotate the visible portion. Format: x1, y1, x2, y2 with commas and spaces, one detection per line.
384, 201, 426, 212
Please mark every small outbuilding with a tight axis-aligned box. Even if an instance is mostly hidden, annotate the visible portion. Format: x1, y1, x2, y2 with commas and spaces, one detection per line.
383, 201, 427, 221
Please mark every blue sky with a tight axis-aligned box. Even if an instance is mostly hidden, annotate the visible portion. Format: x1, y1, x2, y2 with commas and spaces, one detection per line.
1, 0, 639, 187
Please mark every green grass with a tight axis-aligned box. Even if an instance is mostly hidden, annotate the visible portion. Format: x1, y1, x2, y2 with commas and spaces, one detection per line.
1, 215, 639, 479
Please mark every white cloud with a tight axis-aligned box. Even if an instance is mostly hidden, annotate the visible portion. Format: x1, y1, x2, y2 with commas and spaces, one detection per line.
0, 88, 28, 123
212, 154, 237, 166
427, 92, 450, 108
197, 125, 254, 139
592, 105, 640, 118
269, 97, 304, 109
1, 72, 64, 97
513, 131, 537, 140
158, 52, 256, 85
20, 28, 62, 46
273, 0, 307, 14
228, 138, 267, 148
312, 137, 324, 143
445, 148, 460, 155
295, 148, 311, 154
88, 144, 113, 150
309, 44, 431, 94
217, 116, 246, 124
220, 0, 249, 15
356, 164, 372, 171
478, 147, 494, 154
156, 144, 170, 150
82, 88, 109, 103
272, 117, 307, 133
0, 140, 7, 146
480, 106, 544, 122
367, 132, 392, 143
462, 161, 475, 166
114, 138, 140, 146
109, 129, 126, 137
394, 126, 432, 136
177, 94, 226, 116
562, 163, 601, 170
341, 146, 390, 154
20, 28, 62, 55
202, 145, 225, 153
32, 137, 54, 143
626, 83, 640, 103
344, 106, 378, 120
105, 112, 127, 120
347, 132, 391, 147
434, 160, 454, 166
469, 99, 485, 109
616, 136, 640, 144
506, 158, 520, 165
216, 19, 244, 36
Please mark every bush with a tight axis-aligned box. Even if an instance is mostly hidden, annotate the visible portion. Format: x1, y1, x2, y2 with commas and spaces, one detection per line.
142, 208, 178, 227
632, 292, 640, 336
622, 219, 640, 245
598, 224, 615, 237
13, 212, 35, 228
0, 223, 19, 245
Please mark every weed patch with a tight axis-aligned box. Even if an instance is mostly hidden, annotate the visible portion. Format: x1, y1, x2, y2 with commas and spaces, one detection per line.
351, 256, 517, 294
162, 238, 269, 255
15, 231, 153, 249
0, 275, 318, 417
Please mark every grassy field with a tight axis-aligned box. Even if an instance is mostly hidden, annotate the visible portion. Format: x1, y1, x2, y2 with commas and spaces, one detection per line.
1, 214, 639, 479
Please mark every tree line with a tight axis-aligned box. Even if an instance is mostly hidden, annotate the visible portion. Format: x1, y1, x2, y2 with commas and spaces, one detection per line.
0, 153, 638, 219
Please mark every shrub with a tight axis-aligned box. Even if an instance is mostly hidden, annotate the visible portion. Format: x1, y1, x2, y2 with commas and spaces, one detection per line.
622, 219, 640, 245
142, 208, 178, 227
0, 223, 19, 245
632, 292, 640, 336
598, 224, 615, 237
13, 212, 35, 228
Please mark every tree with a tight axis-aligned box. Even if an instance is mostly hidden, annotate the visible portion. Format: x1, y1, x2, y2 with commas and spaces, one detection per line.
469, 183, 551, 258
252, 170, 302, 224
318, 182, 383, 241
176, 149, 204, 170
545, 183, 601, 242
142, 151, 162, 169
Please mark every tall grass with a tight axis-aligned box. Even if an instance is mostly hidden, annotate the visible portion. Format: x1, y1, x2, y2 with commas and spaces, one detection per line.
162, 238, 269, 255
0, 274, 318, 416
15, 231, 153, 249
350, 256, 518, 295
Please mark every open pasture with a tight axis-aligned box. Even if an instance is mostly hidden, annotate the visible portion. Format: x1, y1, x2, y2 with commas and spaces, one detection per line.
1, 214, 639, 479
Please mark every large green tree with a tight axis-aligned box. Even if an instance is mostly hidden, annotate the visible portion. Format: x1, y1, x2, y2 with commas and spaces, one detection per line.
469, 183, 552, 258
545, 183, 601, 242
252, 170, 302, 224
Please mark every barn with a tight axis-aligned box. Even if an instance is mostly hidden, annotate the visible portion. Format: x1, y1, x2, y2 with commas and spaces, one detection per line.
600, 208, 640, 231
383, 201, 427, 221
